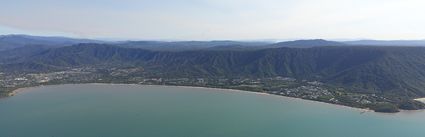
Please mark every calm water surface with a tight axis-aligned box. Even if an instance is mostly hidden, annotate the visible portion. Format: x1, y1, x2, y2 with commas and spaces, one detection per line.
1, 84, 425, 137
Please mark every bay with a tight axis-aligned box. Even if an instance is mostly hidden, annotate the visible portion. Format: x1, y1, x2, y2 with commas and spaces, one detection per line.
1, 84, 424, 137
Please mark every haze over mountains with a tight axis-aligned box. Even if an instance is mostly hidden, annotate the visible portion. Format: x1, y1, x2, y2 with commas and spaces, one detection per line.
2, 35, 425, 52
0, 35, 103, 51
3, 34, 425, 112
345, 40, 425, 46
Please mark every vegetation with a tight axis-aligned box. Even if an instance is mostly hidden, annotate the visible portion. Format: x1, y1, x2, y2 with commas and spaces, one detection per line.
3, 38, 425, 113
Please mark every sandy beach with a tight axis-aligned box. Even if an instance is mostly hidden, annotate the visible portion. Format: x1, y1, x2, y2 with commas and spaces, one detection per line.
9, 86, 45, 97
5, 83, 375, 113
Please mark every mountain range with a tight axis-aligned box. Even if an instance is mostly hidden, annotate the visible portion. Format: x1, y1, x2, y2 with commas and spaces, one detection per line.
4, 43, 425, 96
0, 35, 103, 51
2, 35, 425, 52
2, 34, 425, 112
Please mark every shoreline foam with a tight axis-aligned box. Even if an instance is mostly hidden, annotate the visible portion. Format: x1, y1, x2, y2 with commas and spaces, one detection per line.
414, 98, 425, 103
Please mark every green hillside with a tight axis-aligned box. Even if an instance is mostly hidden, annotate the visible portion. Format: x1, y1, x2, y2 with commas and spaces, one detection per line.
3, 44, 425, 112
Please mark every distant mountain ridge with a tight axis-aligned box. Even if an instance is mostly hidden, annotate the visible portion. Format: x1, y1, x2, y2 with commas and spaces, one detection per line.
118, 40, 271, 51
344, 40, 425, 46
269, 39, 346, 48
4, 34, 425, 52
117, 39, 347, 51
0, 34, 104, 51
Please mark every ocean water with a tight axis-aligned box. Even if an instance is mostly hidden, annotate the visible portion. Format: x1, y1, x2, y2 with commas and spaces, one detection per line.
1, 84, 424, 137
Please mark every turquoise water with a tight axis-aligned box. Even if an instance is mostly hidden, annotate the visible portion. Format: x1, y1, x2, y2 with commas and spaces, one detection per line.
1, 84, 425, 137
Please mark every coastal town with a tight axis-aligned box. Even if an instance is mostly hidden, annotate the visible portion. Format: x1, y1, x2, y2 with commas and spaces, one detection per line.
0, 66, 389, 111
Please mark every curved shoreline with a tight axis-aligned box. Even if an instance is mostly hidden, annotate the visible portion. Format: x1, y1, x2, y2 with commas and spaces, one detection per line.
7, 83, 376, 113
11, 83, 425, 114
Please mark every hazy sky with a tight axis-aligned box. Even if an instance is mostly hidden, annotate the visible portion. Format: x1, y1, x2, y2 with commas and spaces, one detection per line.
1, 0, 425, 40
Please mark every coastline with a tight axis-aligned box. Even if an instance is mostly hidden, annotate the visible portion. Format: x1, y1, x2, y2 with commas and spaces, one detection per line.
7, 83, 375, 113
8, 85, 47, 97
9, 87, 33, 97
15, 83, 425, 114
153, 84, 373, 113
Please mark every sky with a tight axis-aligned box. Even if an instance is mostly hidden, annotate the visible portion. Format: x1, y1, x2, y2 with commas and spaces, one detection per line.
1, 0, 425, 40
